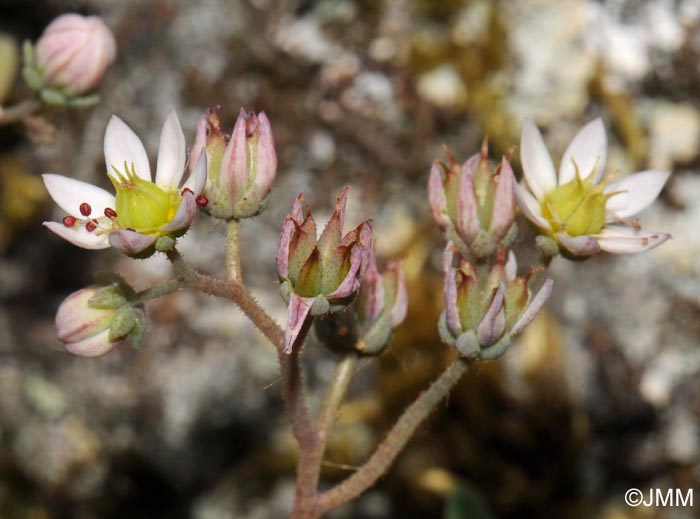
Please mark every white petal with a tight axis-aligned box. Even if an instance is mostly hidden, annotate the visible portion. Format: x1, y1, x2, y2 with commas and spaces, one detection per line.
559, 118, 607, 186
104, 115, 151, 181
477, 283, 506, 346
511, 278, 553, 336
556, 232, 601, 257
155, 110, 187, 191
160, 191, 197, 232
605, 170, 670, 220
181, 152, 207, 196
520, 118, 556, 199
43, 221, 110, 249
505, 251, 517, 282
65, 329, 119, 357
43, 174, 115, 218
427, 161, 450, 228
443, 243, 462, 337
596, 225, 670, 254
490, 158, 515, 238
456, 159, 480, 243
283, 294, 314, 354
514, 183, 551, 231
108, 229, 156, 255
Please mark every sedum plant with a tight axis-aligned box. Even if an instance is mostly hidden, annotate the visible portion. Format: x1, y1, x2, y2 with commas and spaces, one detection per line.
42, 105, 670, 518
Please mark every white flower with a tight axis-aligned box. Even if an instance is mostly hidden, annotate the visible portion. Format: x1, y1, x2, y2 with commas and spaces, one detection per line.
515, 118, 671, 256
43, 110, 207, 255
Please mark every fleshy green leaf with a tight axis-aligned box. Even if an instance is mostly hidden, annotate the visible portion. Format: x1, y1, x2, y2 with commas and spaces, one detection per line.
444, 482, 495, 519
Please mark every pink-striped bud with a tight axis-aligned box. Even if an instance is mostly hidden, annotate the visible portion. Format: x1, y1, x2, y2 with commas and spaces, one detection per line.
428, 141, 516, 259
34, 14, 116, 95
276, 187, 373, 353
439, 243, 553, 360
55, 286, 121, 357
193, 107, 277, 220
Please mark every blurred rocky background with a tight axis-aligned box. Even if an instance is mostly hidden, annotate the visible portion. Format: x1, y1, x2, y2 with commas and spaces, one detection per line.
1, 0, 700, 517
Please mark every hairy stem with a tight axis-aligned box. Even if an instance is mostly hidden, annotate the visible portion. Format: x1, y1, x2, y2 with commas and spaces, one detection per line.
225, 219, 243, 283
293, 354, 358, 519
130, 278, 182, 304
280, 322, 318, 451
316, 358, 469, 515
0, 99, 40, 125
165, 248, 317, 471
166, 248, 283, 345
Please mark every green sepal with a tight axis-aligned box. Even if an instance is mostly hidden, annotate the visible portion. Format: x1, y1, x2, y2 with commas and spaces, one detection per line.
22, 66, 42, 91
40, 88, 66, 106
437, 312, 457, 347
455, 330, 480, 359
279, 279, 293, 305
480, 335, 511, 360
356, 312, 393, 356
109, 305, 137, 341
21, 40, 34, 68
469, 229, 496, 260
92, 272, 136, 299
155, 235, 176, 252
309, 294, 330, 316
535, 235, 560, 257
66, 93, 100, 108
88, 285, 128, 310
130, 307, 147, 349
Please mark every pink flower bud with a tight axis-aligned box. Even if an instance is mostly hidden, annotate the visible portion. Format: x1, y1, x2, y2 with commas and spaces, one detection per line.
358, 248, 407, 327
428, 142, 516, 259
315, 247, 407, 356
35, 13, 116, 95
55, 286, 121, 357
439, 243, 553, 360
195, 107, 277, 219
276, 187, 373, 353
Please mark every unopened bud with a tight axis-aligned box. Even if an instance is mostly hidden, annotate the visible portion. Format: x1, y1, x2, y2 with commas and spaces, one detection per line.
315, 247, 408, 356
439, 243, 553, 360
32, 13, 116, 96
428, 142, 516, 260
193, 107, 277, 220
276, 188, 373, 354
55, 286, 121, 357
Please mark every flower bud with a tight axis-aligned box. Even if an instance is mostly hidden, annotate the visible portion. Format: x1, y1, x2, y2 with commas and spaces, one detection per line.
55, 286, 122, 357
33, 13, 116, 95
428, 141, 516, 260
192, 107, 277, 220
276, 187, 372, 353
438, 243, 553, 360
316, 247, 407, 356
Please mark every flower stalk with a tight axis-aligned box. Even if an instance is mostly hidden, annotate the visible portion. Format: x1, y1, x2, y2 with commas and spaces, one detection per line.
166, 246, 318, 477
292, 353, 358, 519
0, 99, 41, 126
165, 248, 283, 346
315, 357, 470, 516
130, 278, 183, 305
226, 219, 243, 283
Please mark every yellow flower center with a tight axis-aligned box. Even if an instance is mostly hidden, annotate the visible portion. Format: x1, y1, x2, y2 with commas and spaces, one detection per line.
541, 163, 616, 237
109, 162, 180, 234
